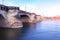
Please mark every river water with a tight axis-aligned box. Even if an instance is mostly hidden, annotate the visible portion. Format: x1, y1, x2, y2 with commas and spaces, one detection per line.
20, 20, 60, 40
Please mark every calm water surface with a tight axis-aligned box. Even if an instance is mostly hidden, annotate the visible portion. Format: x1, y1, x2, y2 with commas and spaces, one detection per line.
20, 20, 60, 40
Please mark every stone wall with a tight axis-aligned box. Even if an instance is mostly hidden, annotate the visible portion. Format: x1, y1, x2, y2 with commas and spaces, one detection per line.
7, 10, 23, 28
34, 15, 41, 23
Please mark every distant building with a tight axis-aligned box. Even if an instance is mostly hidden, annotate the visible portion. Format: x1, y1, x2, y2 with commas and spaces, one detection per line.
0, 4, 8, 19
7, 6, 20, 20
7, 6, 23, 28
8, 6, 19, 13
0, 4, 8, 27
0, 4, 8, 11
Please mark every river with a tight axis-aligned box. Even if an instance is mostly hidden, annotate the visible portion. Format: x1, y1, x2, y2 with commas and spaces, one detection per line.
19, 20, 60, 40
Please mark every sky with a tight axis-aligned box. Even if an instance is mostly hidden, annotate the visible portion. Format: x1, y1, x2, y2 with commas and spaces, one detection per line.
0, 0, 60, 17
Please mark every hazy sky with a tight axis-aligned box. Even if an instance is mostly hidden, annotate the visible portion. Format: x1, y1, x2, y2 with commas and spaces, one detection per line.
0, 0, 60, 17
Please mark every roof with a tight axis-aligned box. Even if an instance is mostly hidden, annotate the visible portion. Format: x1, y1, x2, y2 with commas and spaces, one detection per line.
8, 6, 19, 10
0, 4, 20, 11
0, 4, 8, 11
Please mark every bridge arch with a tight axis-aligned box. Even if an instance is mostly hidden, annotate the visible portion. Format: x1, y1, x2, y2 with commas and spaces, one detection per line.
18, 13, 31, 19
20, 15, 29, 18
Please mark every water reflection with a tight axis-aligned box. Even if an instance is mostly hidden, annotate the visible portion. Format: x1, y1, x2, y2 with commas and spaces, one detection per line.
20, 20, 60, 40
0, 28, 21, 40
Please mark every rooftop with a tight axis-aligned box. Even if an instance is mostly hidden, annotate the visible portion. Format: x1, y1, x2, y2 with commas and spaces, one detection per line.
0, 4, 8, 11
8, 6, 19, 10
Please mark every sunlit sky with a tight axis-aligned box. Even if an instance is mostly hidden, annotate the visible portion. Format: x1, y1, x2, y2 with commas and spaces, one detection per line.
0, 0, 60, 17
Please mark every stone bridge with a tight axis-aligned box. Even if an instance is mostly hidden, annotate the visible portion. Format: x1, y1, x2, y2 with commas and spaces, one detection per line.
0, 4, 41, 27
0, 5, 23, 28
17, 10, 36, 23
